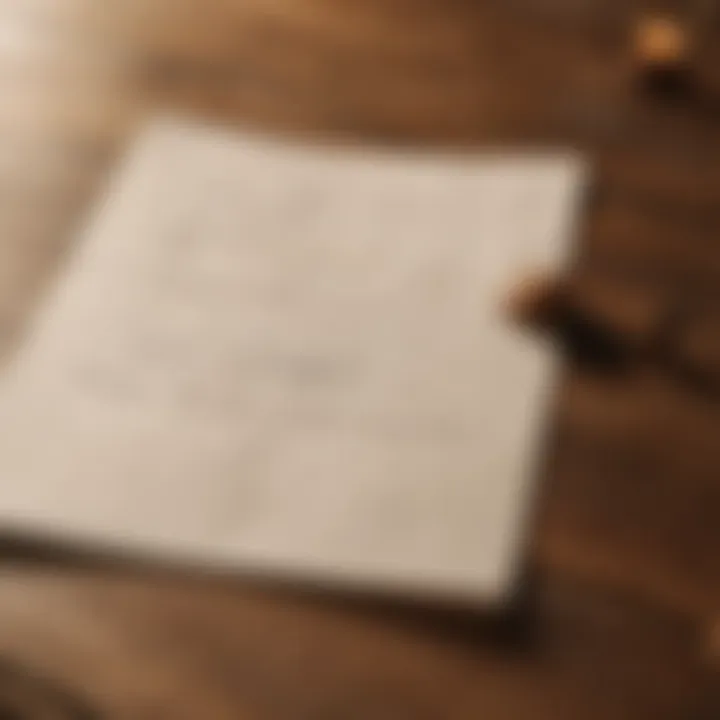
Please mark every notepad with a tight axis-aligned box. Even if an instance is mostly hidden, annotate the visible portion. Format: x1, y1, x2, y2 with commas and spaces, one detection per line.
0, 119, 585, 604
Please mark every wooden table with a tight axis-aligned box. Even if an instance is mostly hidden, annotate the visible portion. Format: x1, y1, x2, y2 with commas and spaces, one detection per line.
0, 1, 718, 717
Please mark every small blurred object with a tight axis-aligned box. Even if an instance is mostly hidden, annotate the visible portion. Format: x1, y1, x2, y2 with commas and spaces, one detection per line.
634, 14, 692, 91
502, 271, 566, 330
505, 270, 720, 397
505, 271, 664, 364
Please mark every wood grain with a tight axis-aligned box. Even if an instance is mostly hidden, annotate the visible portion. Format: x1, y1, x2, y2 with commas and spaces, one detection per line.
0, 0, 718, 716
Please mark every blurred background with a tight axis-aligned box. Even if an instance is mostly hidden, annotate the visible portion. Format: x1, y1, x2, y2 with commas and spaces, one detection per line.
0, 0, 718, 717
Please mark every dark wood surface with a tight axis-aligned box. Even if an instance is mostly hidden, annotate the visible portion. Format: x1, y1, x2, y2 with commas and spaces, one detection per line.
0, 0, 718, 717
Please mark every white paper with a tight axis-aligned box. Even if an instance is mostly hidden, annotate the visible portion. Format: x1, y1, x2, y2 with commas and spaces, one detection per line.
0, 119, 585, 604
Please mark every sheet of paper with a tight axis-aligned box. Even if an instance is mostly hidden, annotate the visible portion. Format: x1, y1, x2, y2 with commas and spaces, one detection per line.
0, 119, 585, 604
